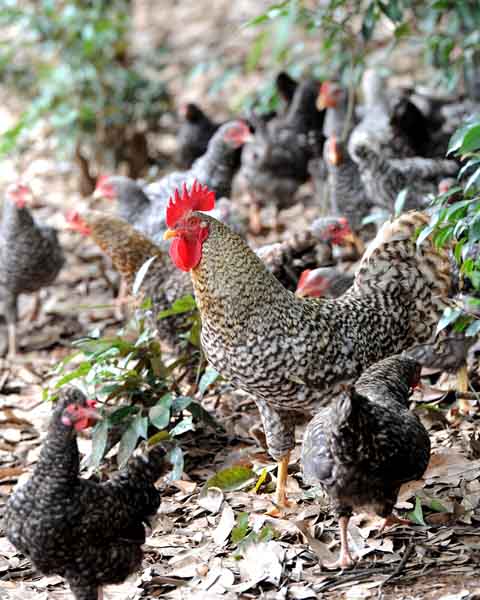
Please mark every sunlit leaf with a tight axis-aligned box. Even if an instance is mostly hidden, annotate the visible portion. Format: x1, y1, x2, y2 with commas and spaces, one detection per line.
436, 307, 462, 333
149, 393, 174, 429
407, 496, 426, 525
199, 367, 220, 395
206, 465, 256, 492
167, 445, 184, 480
170, 416, 194, 437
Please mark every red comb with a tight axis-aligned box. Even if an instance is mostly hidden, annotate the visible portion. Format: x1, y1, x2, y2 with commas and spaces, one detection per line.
166, 180, 215, 228
86, 398, 97, 408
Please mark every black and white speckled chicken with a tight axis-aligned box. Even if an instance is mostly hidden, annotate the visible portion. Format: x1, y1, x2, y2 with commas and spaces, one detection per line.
349, 132, 459, 213
302, 355, 430, 568
349, 69, 416, 160
176, 102, 221, 168
163, 182, 451, 508
0, 183, 65, 358
319, 136, 372, 231
5, 388, 169, 600
239, 79, 325, 230
94, 120, 251, 243
255, 217, 357, 291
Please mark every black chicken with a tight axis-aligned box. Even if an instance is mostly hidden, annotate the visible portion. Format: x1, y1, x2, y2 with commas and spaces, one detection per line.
5, 388, 169, 600
176, 102, 221, 168
301, 356, 430, 568
239, 79, 325, 230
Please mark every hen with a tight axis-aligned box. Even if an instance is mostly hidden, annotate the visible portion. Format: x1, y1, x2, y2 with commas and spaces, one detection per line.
176, 102, 221, 168
255, 217, 357, 291
349, 133, 459, 213
239, 79, 325, 230
301, 356, 430, 568
67, 210, 192, 351
5, 388, 169, 600
319, 136, 372, 231
94, 120, 251, 243
162, 182, 450, 507
296, 266, 354, 299
0, 183, 65, 358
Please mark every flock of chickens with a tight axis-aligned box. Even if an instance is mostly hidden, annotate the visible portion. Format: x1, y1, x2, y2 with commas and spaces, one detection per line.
1, 68, 479, 598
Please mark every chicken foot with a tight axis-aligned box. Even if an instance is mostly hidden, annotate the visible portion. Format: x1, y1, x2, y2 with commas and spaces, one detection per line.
7, 323, 17, 360
323, 516, 356, 569
255, 399, 295, 510
377, 514, 412, 535
456, 364, 471, 415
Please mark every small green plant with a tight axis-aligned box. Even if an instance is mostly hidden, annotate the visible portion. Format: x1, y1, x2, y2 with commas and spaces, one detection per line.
422, 118, 480, 337
231, 511, 277, 557
48, 301, 221, 471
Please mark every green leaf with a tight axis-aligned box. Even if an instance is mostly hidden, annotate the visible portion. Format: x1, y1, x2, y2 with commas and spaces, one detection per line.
416, 224, 435, 248
198, 367, 220, 395
466, 319, 480, 337
436, 307, 462, 334
117, 418, 141, 468
231, 512, 250, 544
407, 496, 426, 526
426, 498, 448, 513
89, 419, 109, 468
149, 393, 174, 429
394, 188, 408, 216
206, 465, 256, 492
170, 416, 194, 437
171, 396, 193, 412
361, 2, 378, 41
157, 295, 197, 319
461, 123, 480, 153
132, 256, 157, 296
54, 362, 91, 387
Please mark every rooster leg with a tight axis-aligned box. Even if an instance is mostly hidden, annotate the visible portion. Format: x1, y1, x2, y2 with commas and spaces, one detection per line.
324, 516, 355, 569
7, 323, 17, 360
255, 400, 295, 511
27, 292, 41, 322
248, 198, 262, 235
456, 364, 471, 415
115, 279, 128, 320
274, 453, 291, 508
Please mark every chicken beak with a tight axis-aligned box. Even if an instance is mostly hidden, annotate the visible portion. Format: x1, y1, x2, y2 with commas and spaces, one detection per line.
163, 229, 179, 240
316, 92, 328, 111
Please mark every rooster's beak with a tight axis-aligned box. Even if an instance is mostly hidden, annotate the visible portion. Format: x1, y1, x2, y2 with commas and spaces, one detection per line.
163, 229, 179, 240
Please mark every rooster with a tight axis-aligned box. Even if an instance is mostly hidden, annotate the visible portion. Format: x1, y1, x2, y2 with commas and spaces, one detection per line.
162, 181, 450, 508
5, 388, 169, 600
0, 183, 65, 358
302, 356, 430, 568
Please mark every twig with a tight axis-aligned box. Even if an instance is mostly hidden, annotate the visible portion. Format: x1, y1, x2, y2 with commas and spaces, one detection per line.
379, 540, 415, 589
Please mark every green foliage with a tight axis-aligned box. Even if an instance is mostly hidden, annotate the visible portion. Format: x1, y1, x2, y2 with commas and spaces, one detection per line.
48, 305, 221, 469
243, 0, 480, 112
426, 118, 480, 336
230, 511, 277, 557
0, 0, 169, 164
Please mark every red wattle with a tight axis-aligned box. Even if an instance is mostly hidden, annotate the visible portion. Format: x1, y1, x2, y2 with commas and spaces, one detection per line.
169, 237, 203, 271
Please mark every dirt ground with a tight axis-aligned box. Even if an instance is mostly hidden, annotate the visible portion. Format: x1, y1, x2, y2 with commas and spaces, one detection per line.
0, 2, 480, 599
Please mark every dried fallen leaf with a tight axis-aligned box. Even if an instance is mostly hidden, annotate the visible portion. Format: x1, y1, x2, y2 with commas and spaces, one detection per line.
197, 486, 224, 514
213, 503, 235, 546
